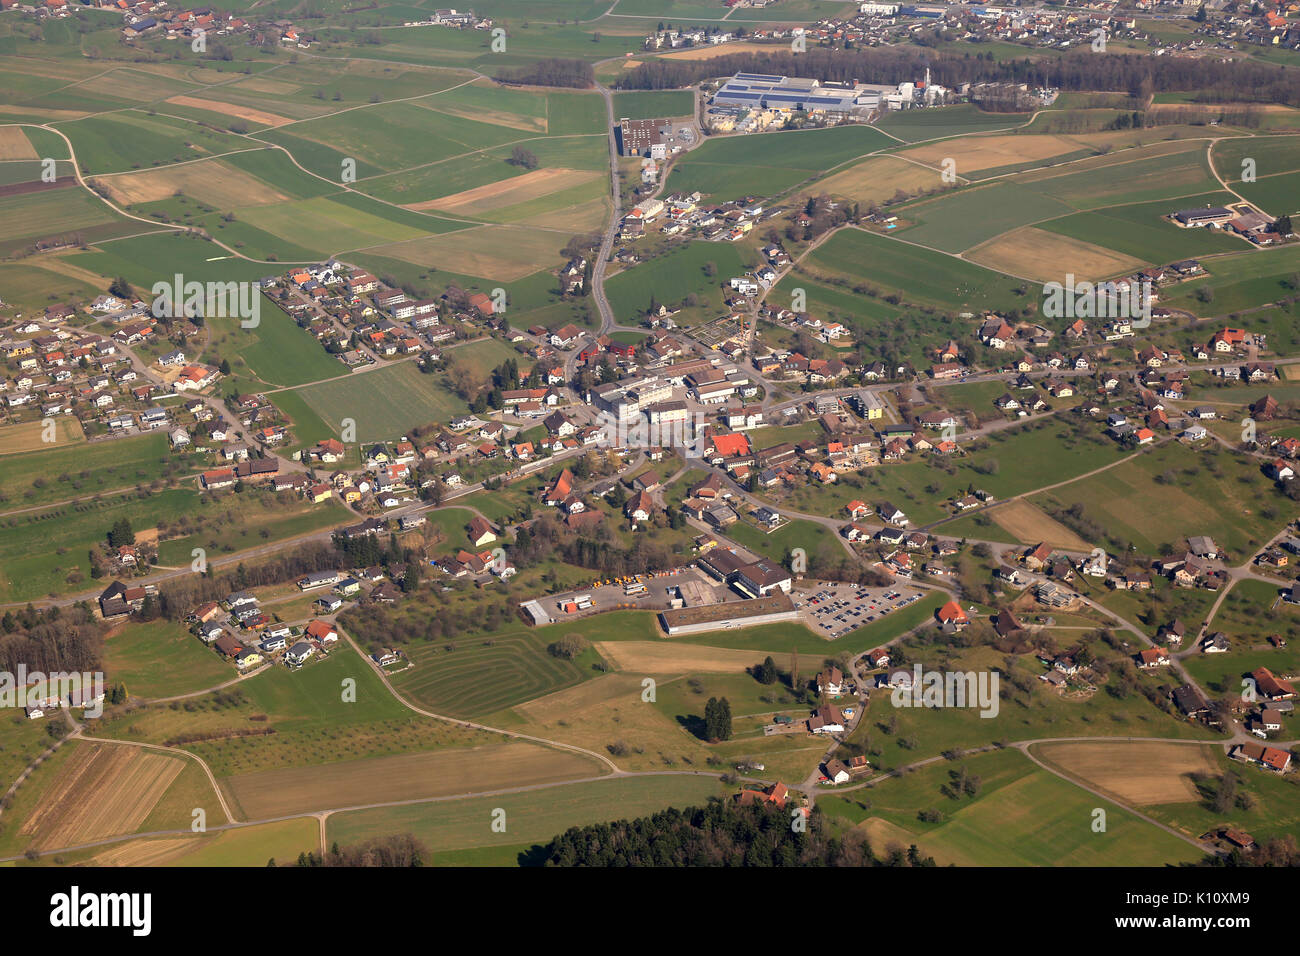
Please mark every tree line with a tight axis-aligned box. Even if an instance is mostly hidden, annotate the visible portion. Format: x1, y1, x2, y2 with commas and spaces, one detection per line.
538, 801, 936, 866
495, 57, 594, 89
617, 47, 1300, 107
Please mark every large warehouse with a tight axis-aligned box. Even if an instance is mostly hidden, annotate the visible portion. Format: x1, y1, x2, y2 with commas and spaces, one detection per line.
712, 73, 883, 114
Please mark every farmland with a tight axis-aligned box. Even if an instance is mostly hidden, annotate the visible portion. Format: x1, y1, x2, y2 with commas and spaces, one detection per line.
819, 748, 1204, 866
4, 0, 1300, 875
665, 124, 896, 201
289, 360, 471, 443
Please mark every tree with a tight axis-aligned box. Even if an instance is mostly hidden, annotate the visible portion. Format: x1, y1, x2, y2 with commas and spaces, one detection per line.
109, 276, 132, 299
756, 655, 778, 685
704, 696, 732, 741
107, 517, 135, 549
1274, 214, 1292, 237
508, 146, 540, 170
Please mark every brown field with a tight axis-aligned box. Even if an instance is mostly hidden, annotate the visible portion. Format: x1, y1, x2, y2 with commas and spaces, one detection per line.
407, 167, 599, 215
20, 743, 185, 850
1281, 364, 1300, 381
1014, 139, 1201, 185
92, 158, 290, 208
518, 194, 609, 232
987, 498, 1096, 551
904, 134, 1080, 176
426, 100, 546, 133
165, 94, 292, 128
90, 836, 200, 866
0, 416, 84, 455
222, 741, 601, 818
0, 127, 37, 160
858, 816, 968, 865
1033, 740, 1219, 805
813, 155, 957, 202
0, 105, 88, 121
509, 673, 707, 767
593, 641, 820, 675
966, 226, 1146, 281
658, 41, 783, 61
369, 225, 562, 280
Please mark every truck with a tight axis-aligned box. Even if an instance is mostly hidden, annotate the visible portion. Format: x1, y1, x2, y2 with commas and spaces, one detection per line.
573, 594, 593, 610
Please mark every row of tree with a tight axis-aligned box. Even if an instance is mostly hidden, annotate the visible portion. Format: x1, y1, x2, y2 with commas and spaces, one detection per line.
618, 47, 1300, 107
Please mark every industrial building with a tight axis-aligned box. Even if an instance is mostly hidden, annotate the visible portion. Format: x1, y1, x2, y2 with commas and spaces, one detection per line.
712, 73, 883, 114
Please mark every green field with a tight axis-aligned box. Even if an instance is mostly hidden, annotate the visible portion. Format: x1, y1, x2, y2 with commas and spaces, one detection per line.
803, 227, 1032, 313
327, 774, 726, 861
819, 748, 1204, 866
386, 622, 605, 720
205, 302, 349, 389
876, 104, 1031, 143
613, 90, 695, 120
605, 240, 751, 321
665, 125, 895, 201
0, 432, 177, 510
102, 619, 233, 699
1031, 441, 1291, 560
290, 360, 471, 444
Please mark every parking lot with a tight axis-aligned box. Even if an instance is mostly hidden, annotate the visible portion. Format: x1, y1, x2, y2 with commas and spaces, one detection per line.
794, 581, 926, 639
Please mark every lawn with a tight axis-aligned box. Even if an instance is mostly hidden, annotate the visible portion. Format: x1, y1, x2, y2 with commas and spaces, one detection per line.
290, 360, 471, 445
605, 240, 751, 322
204, 302, 348, 389
101, 619, 233, 699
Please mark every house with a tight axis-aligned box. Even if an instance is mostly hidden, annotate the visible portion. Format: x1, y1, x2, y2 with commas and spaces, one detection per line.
1233, 741, 1291, 773
305, 620, 338, 644
866, 648, 890, 669
285, 641, 315, 666
808, 704, 845, 735
817, 666, 843, 696
823, 759, 851, 785
625, 490, 653, 524
468, 516, 497, 547
1137, 648, 1171, 668
877, 502, 908, 526
936, 600, 968, 629
993, 609, 1023, 638
1251, 667, 1296, 701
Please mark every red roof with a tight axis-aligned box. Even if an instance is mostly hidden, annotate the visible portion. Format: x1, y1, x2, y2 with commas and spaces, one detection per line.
937, 600, 968, 624
711, 433, 751, 458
